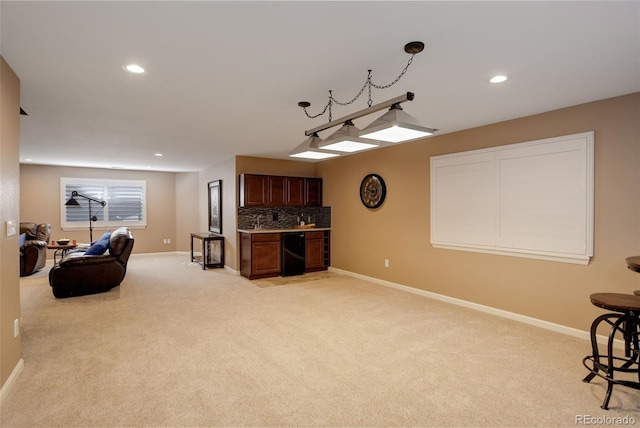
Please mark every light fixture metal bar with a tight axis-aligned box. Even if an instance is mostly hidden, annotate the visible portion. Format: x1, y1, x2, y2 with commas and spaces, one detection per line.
304, 92, 414, 137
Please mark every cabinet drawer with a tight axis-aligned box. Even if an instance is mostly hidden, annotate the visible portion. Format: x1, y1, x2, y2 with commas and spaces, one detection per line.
252, 233, 281, 242
305, 231, 324, 240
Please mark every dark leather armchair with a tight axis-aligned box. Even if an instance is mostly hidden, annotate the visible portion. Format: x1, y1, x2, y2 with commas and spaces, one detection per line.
49, 227, 134, 298
20, 222, 51, 276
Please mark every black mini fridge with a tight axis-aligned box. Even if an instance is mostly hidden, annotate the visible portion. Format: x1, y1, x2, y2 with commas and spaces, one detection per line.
281, 232, 305, 276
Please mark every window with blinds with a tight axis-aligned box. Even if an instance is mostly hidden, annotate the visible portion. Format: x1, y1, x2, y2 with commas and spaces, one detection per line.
430, 131, 594, 265
61, 178, 147, 231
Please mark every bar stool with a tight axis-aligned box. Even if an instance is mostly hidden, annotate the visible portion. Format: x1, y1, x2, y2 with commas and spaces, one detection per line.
625, 256, 640, 298
582, 293, 640, 409
626, 256, 640, 274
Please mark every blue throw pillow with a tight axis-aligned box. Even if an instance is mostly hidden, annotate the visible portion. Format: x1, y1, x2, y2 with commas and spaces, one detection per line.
19, 233, 26, 247
84, 231, 111, 255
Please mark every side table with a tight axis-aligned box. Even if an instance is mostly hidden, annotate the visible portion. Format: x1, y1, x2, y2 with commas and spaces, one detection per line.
47, 243, 77, 265
190, 233, 224, 270
582, 293, 640, 409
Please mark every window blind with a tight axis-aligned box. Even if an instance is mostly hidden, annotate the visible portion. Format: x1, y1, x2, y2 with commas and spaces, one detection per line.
430, 131, 594, 264
61, 178, 147, 231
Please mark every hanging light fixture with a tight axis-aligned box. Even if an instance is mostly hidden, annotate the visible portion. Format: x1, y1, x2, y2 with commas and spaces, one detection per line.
318, 120, 379, 153
291, 41, 434, 161
289, 132, 340, 160
360, 103, 434, 143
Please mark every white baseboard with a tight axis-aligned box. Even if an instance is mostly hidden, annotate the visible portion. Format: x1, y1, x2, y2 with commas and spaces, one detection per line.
328, 267, 619, 347
0, 358, 24, 406
224, 265, 240, 275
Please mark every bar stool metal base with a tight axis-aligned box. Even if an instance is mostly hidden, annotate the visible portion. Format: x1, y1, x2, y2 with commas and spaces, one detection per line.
582, 293, 640, 410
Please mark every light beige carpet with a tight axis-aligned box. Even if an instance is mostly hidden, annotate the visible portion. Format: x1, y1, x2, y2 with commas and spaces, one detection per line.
1, 252, 639, 427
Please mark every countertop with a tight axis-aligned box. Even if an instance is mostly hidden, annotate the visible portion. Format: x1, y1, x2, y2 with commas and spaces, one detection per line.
238, 227, 331, 234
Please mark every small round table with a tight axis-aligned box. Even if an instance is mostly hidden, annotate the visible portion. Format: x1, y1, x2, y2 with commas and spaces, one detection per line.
582, 293, 640, 409
47, 243, 77, 265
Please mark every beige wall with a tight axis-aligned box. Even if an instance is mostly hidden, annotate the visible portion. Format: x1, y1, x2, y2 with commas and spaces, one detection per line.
197, 155, 317, 272
200, 156, 237, 269
236, 156, 317, 178
176, 172, 200, 252
317, 93, 640, 331
0, 57, 22, 392
20, 165, 178, 255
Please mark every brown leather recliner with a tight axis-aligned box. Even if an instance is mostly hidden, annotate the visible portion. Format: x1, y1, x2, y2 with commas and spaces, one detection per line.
48, 227, 134, 298
20, 222, 51, 277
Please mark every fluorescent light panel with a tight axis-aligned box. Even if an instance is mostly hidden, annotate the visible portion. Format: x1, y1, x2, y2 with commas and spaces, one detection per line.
360, 106, 434, 143
319, 140, 378, 153
318, 120, 379, 153
290, 151, 339, 160
360, 126, 432, 143
289, 133, 340, 160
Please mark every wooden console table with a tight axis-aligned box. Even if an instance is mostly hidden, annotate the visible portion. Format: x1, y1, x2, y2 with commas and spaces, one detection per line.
190, 233, 224, 270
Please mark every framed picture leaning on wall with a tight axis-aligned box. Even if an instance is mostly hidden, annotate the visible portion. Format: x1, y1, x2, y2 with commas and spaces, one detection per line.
208, 180, 222, 234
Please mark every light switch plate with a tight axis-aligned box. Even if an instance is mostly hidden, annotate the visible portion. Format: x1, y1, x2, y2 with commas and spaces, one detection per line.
6, 220, 17, 237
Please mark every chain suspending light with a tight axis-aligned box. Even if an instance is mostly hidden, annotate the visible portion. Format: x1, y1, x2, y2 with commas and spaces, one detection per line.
298, 42, 424, 123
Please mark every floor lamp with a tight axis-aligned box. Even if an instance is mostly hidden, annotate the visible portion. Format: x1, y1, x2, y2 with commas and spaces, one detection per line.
65, 191, 107, 242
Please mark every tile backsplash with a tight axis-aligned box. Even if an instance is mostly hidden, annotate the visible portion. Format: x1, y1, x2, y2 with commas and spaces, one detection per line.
238, 206, 331, 230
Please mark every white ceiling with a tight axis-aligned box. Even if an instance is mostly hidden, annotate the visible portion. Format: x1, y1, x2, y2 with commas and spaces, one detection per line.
1, 1, 638, 172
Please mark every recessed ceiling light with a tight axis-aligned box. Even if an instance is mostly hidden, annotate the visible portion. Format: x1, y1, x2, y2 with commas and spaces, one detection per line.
122, 64, 145, 74
24, 158, 33, 162
489, 74, 509, 84
154, 153, 163, 157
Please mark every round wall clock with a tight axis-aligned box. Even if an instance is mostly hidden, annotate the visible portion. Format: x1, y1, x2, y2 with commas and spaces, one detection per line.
360, 174, 386, 209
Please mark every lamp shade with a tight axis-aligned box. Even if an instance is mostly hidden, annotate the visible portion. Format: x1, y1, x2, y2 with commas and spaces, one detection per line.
65, 197, 80, 206
360, 104, 434, 143
289, 133, 340, 160
318, 120, 379, 153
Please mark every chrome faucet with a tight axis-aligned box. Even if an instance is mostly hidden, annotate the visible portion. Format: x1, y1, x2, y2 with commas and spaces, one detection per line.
255, 215, 262, 229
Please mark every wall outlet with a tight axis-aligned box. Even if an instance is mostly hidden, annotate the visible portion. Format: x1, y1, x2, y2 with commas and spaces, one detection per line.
272, 213, 278, 221
384, 259, 390, 268
163, 238, 171, 244
13, 319, 19, 338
